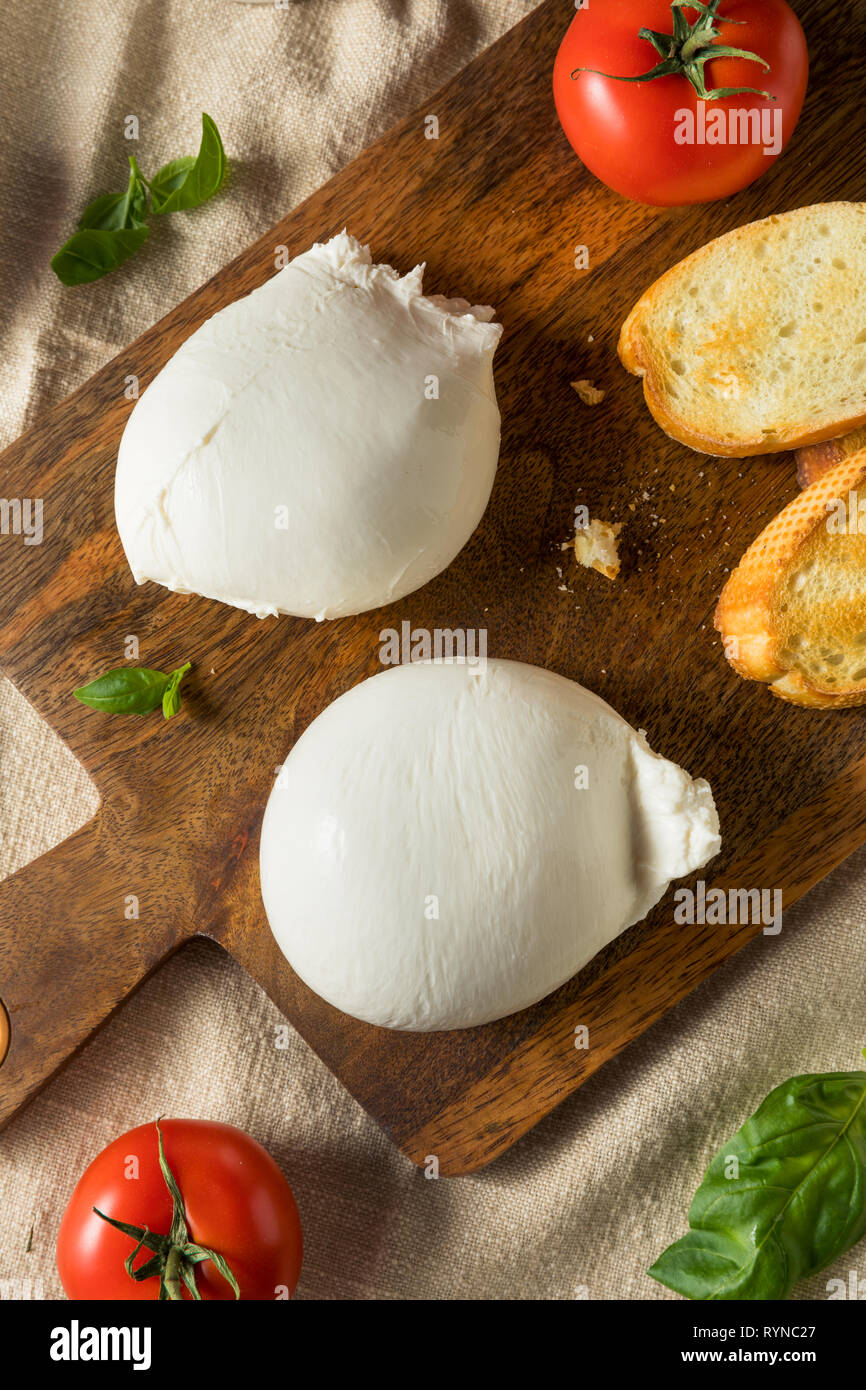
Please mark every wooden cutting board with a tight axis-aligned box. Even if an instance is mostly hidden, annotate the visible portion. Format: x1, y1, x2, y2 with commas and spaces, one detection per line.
2, 0, 865, 1175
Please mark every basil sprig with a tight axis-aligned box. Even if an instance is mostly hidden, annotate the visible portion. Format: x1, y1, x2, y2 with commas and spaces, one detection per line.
51, 114, 226, 286
74, 662, 191, 720
649, 1050, 866, 1300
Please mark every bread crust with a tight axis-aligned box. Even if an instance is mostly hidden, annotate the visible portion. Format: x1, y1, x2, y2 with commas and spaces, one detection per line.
795, 425, 866, 489
714, 447, 866, 707
619, 203, 866, 457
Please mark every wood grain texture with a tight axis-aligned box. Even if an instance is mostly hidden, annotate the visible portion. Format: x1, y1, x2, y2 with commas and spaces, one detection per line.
1, 0, 866, 1173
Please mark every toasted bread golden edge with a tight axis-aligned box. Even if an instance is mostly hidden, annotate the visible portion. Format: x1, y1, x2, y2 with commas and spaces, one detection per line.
767, 672, 866, 709
714, 448, 866, 707
618, 203, 866, 458
624, 363, 866, 459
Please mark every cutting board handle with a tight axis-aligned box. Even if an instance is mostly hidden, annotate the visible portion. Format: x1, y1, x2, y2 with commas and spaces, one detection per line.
0, 811, 161, 1124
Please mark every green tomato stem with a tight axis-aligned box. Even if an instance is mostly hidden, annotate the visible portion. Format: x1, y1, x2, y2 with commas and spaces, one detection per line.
92, 1119, 240, 1300
572, 0, 774, 102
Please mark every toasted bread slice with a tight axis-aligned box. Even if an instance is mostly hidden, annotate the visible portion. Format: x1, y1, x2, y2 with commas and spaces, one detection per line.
619, 203, 866, 458
715, 447, 866, 707
795, 423, 866, 489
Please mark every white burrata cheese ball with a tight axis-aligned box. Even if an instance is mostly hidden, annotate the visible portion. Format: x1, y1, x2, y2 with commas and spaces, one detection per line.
115, 232, 502, 619
260, 659, 721, 1031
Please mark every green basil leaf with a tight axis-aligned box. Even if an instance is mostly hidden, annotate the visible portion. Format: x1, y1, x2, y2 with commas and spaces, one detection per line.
73, 667, 169, 715
649, 1062, 866, 1300
76, 192, 137, 232
146, 156, 195, 202
161, 662, 192, 720
148, 113, 226, 214
76, 160, 148, 231
51, 224, 148, 286
52, 160, 149, 285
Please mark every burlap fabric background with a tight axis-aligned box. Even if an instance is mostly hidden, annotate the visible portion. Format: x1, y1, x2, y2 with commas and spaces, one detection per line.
1, 0, 864, 1302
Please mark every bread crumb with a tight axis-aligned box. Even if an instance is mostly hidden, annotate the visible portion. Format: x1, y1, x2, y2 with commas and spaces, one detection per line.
573, 519, 623, 581
570, 378, 605, 406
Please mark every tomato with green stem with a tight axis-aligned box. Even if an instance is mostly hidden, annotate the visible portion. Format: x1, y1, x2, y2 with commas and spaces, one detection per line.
553, 0, 808, 206
57, 1118, 303, 1301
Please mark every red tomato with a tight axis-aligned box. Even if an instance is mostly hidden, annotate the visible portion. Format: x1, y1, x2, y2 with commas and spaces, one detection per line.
57, 1119, 303, 1300
553, 0, 808, 205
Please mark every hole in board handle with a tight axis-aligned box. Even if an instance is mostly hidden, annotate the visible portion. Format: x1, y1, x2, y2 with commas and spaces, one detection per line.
0, 998, 9, 1066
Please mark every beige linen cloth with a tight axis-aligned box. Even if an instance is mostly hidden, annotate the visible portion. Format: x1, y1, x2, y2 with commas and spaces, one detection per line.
1, 0, 864, 1303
